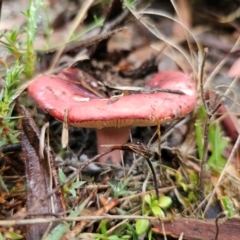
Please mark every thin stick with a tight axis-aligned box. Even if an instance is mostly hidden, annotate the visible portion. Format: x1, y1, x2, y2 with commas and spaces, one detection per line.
204, 36, 240, 88
199, 48, 208, 111
198, 48, 209, 202
157, 123, 162, 185
0, 215, 167, 227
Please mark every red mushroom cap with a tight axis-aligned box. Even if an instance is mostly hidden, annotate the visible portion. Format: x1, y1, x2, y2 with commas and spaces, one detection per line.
28, 68, 197, 128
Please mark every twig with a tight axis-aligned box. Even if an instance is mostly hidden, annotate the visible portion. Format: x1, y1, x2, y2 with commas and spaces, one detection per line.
0, 215, 165, 227
0, 143, 22, 153
214, 212, 226, 240
199, 48, 208, 111
119, 186, 176, 203
198, 48, 209, 203
157, 123, 163, 185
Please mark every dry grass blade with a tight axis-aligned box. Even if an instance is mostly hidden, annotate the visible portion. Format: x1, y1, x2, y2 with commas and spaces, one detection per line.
48, 0, 94, 72
130, 7, 200, 75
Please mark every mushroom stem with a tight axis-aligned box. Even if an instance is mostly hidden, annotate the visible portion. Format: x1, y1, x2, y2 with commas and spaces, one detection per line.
96, 126, 130, 164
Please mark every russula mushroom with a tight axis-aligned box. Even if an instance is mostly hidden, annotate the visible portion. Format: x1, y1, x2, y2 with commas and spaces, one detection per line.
28, 68, 197, 164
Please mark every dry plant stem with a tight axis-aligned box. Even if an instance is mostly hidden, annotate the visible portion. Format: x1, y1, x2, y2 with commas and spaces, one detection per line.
179, 233, 184, 240
126, 131, 138, 177
157, 123, 162, 184
199, 48, 208, 111
107, 218, 130, 236
162, 221, 167, 240
198, 48, 209, 202
142, 172, 151, 194
42, 127, 54, 239
146, 156, 160, 198
48, 0, 94, 72
214, 212, 226, 240
199, 117, 210, 202
204, 36, 240, 88
136, 7, 199, 76
96, 127, 130, 163
113, 142, 160, 198
39, 122, 49, 159
0, 215, 164, 227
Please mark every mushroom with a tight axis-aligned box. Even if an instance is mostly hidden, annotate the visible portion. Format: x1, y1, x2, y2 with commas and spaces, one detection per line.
28, 68, 197, 164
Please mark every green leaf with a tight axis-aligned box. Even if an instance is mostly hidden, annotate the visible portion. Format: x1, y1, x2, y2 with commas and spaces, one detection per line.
121, 235, 131, 240
71, 181, 86, 189
4, 231, 23, 240
125, 223, 138, 240
147, 228, 153, 240
144, 194, 152, 205
108, 235, 126, 240
151, 205, 164, 217
0, 174, 9, 193
100, 220, 107, 235
58, 168, 66, 183
221, 196, 235, 217
93, 233, 104, 238
158, 196, 172, 209
188, 191, 197, 203
68, 188, 76, 197
135, 219, 150, 235
195, 120, 204, 160
208, 123, 228, 172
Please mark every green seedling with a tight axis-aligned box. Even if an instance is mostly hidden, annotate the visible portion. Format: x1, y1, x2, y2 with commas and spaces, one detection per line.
221, 196, 235, 217
135, 219, 150, 237
144, 194, 172, 216
58, 168, 86, 197
195, 106, 228, 173
123, 0, 138, 8
108, 177, 136, 198
0, 174, 9, 193
94, 220, 131, 240
166, 167, 199, 205
135, 194, 172, 237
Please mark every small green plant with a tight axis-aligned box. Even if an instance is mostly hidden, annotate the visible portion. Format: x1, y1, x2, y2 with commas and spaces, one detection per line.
0, 62, 23, 146
123, 0, 138, 9
135, 194, 172, 236
0, 0, 43, 147
58, 168, 86, 197
143, 194, 172, 217
1, 230, 23, 240
221, 196, 235, 217
94, 220, 131, 240
195, 106, 228, 172
108, 177, 136, 198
